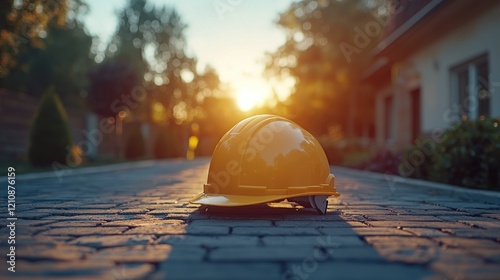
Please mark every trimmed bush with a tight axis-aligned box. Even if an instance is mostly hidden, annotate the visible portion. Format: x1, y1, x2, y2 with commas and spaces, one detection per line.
124, 126, 146, 160
432, 118, 500, 190
154, 127, 182, 159
359, 150, 401, 175
29, 87, 73, 167
400, 136, 435, 179
317, 136, 343, 165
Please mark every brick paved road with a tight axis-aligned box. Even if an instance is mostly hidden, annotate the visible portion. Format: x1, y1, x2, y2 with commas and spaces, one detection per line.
1, 158, 500, 279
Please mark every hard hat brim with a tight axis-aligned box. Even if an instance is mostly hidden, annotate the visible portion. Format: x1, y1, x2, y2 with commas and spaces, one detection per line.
189, 191, 339, 207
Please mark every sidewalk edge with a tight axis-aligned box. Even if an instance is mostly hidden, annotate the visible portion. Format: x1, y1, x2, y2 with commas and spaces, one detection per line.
332, 166, 500, 204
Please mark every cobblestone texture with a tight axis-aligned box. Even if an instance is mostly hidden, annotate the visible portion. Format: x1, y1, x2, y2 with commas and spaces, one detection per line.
1, 158, 500, 279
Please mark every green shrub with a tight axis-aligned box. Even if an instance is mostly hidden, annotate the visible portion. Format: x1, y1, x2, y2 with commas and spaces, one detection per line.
317, 136, 344, 165
400, 136, 436, 179
28, 87, 74, 167
433, 118, 500, 190
154, 127, 182, 159
124, 125, 146, 160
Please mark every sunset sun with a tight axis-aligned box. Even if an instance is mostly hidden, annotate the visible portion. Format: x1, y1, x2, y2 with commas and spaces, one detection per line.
236, 89, 261, 112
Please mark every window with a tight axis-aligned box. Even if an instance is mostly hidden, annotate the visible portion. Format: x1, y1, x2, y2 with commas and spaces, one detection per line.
450, 54, 490, 120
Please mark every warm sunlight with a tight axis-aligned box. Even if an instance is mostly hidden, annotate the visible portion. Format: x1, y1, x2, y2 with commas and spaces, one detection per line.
237, 89, 261, 111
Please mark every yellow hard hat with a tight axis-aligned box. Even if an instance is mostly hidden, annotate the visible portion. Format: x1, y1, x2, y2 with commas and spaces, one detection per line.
190, 114, 339, 214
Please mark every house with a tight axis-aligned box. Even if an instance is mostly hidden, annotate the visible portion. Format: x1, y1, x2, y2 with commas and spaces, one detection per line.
363, 0, 500, 150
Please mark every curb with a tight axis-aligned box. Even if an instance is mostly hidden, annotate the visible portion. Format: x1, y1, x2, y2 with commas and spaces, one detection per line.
332, 166, 500, 204
1, 158, 209, 182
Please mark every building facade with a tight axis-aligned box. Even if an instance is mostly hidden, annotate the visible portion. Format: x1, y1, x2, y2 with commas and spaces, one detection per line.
364, 0, 500, 149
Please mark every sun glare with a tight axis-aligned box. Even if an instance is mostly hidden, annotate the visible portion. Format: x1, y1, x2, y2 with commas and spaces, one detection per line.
237, 90, 261, 111
236, 90, 265, 112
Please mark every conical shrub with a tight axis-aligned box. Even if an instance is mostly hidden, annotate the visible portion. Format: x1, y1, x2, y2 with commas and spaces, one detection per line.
29, 87, 73, 167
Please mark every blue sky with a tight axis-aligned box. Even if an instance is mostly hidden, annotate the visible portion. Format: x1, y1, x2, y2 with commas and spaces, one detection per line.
83, 0, 296, 109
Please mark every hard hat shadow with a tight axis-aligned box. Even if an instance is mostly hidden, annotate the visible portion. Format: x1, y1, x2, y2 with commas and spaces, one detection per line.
197, 201, 336, 217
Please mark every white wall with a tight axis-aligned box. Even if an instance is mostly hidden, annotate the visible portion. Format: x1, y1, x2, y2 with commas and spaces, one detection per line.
409, 4, 500, 132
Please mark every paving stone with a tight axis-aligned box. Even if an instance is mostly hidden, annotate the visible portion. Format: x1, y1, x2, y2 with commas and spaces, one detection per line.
69, 235, 155, 248
483, 213, 500, 220
406, 210, 469, 216
364, 236, 437, 247
184, 225, 230, 235
274, 220, 366, 228
402, 228, 451, 237
190, 219, 273, 227
466, 247, 500, 262
47, 221, 106, 227
319, 227, 412, 236
458, 220, 500, 229
365, 215, 445, 222
41, 215, 126, 221
367, 244, 438, 264
91, 244, 204, 263
435, 202, 500, 210
119, 208, 150, 214
34, 208, 122, 215
150, 262, 282, 280
40, 226, 128, 236
429, 247, 484, 266
366, 221, 471, 229
262, 236, 365, 247
0, 260, 114, 279
72, 203, 117, 209
14, 219, 56, 227
107, 263, 156, 280
232, 226, 320, 236
157, 235, 259, 247
16, 244, 95, 261
102, 219, 184, 227
17, 212, 53, 219
283, 261, 434, 280
123, 224, 187, 235
9, 235, 73, 247
147, 207, 197, 214
281, 213, 353, 221
432, 262, 500, 279
441, 228, 500, 239
326, 247, 386, 262
432, 237, 500, 249
209, 246, 320, 262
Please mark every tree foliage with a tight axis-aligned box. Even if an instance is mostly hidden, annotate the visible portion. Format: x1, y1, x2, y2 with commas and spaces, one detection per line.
88, 0, 204, 122
1, 0, 92, 107
87, 60, 138, 118
266, 0, 384, 135
0, 0, 69, 77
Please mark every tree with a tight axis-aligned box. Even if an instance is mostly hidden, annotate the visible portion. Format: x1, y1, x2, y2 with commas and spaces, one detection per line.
1, 0, 93, 108
89, 0, 197, 123
266, 0, 384, 136
28, 87, 73, 167
0, 0, 69, 77
87, 60, 138, 118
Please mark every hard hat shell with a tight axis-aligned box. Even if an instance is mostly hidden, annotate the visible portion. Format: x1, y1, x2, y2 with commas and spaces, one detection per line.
190, 114, 339, 207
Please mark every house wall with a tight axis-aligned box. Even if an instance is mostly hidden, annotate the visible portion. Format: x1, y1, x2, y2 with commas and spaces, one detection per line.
410, 3, 500, 133
375, 4, 500, 149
